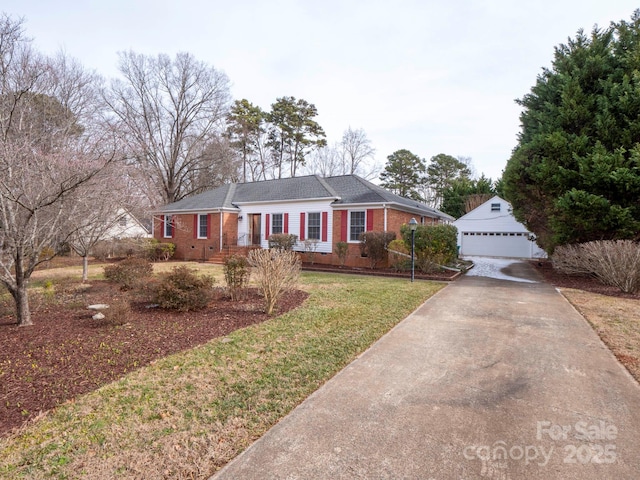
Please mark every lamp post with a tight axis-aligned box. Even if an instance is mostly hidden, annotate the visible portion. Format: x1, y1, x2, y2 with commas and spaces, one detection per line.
409, 218, 418, 283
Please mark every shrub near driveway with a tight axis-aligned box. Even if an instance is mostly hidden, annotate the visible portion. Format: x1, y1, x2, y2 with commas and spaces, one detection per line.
0, 273, 444, 479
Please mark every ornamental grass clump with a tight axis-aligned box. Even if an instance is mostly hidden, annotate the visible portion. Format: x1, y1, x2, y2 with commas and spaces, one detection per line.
248, 248, 300, 315
552, 240, 640, 294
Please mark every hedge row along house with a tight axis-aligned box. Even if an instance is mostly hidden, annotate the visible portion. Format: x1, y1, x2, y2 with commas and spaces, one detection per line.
153, 174, 454, 267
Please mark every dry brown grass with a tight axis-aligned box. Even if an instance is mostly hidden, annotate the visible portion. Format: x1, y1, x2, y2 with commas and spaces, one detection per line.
561, 288, 640, 381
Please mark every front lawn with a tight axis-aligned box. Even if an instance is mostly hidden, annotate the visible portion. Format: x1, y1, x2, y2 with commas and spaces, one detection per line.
0, 266, 444, 479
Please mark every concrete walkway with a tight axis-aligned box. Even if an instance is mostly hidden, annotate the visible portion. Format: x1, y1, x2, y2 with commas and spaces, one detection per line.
212, 260, 640, 479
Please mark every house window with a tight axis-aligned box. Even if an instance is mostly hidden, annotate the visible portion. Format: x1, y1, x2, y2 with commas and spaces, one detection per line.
271, 213, 283, 235
491, 203, 501, 211
163, 215, 173, 238
349, 211, 365, 242
307, 212, 321, 240
118, 216, 127, 227
198, 214, 208, 238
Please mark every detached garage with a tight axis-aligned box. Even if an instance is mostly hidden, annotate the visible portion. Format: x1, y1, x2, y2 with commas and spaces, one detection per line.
453, 196, 547, 259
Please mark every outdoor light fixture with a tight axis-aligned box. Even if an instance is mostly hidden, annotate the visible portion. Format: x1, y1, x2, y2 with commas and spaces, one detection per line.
409, 218, 418, 283
238, 216, 243, 221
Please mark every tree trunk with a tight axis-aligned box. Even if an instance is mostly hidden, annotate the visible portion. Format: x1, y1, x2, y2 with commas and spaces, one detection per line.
82, 255, 89, 282
14, 283, 32, 327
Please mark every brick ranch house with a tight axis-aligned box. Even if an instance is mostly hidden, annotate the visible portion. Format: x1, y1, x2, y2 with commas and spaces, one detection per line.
153, 174, 453, 268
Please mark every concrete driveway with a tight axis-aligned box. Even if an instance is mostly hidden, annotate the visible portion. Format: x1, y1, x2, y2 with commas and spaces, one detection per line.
212, 258, 640, 479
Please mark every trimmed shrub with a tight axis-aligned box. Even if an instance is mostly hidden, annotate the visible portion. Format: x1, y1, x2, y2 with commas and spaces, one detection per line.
248, 249, 300, 315
401, 224, 458, 272
552, 240, 640, 293
223, 255, 251, 301
388, 239, 410, 272
334, 241, 349, 266
268, 233, 298, 251
103, 257, 153, 290
360, 231, 396, 268
154, 265, 215, 311
146, 239, 176, 261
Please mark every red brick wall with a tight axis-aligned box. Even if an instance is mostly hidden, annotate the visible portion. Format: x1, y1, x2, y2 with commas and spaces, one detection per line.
324, 207, 444, 268
156, 208, 444, 266
154, 212, 239, 261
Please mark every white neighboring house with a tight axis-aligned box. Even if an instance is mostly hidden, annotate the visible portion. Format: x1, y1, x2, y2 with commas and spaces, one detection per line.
453, 195, 547, 259
103, 208, 151, 240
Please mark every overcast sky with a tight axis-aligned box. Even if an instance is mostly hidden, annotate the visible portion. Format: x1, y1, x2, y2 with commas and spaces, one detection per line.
3, 1, 639, 180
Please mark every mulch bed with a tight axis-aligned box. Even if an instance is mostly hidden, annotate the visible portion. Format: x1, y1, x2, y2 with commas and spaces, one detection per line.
0, 281, 308, 437
301, 263, 461, 281
531, 259, 639, 300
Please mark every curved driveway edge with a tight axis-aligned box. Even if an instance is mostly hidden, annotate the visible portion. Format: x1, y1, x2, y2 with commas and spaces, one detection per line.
212, 260, 640, 479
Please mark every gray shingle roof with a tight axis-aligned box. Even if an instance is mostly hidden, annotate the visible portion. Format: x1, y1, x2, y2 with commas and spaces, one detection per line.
158, 175, 453, 220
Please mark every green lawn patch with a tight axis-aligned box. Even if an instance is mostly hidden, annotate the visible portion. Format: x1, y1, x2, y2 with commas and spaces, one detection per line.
0, 272, 444, 479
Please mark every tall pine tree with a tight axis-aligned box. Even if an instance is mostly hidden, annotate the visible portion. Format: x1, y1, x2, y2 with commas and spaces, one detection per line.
379, 149, 426, 200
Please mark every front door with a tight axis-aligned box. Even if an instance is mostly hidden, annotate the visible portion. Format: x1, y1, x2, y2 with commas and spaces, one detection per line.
249, 214, 261, 245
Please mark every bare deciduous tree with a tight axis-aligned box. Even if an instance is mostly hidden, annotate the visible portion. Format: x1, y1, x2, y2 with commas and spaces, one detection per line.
302, 143, 343, 177
340, 126, 375, 175
66, 167, 142, 282
106, 51, 231, 205
0, 14, 117, 326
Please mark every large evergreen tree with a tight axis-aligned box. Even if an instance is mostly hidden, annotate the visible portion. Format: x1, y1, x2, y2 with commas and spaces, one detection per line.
503, 11, 640, 252
440, 175, 496, 219
425, 153, 472, 207
379, 149, 426, 200
266, 96, 326, 178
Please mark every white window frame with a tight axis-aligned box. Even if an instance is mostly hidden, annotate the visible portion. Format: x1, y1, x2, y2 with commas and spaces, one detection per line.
197, 214, 208, 239
271, 213, 283, 235
491, 203, 501, 211
349, 210, 366, 242
307, 212, 321, 241
163, 214, 173, 238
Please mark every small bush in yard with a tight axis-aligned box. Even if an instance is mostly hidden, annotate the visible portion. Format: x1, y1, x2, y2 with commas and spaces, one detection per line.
249, 248, 300, 315
154, 266, 215, 311
303, 239, 320, 264
223, 255, 251, 301
268, 233, 298, 251
335, 241, 349, 266
101, 296, 132, 326
103, 258, 153, 290
552, 240, 640, 293
360, 231, 396, 268
146, 239, 176, 261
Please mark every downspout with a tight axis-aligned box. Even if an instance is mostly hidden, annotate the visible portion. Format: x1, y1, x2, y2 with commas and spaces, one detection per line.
383, 204, 388, 231
219, 210, 224, 252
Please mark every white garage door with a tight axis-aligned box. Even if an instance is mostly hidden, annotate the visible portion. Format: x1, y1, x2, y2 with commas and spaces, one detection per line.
460, 232, 531, 258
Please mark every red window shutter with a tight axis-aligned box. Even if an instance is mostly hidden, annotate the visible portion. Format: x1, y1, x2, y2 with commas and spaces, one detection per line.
366, 209, 374, 232
193, 214, 198, 239
299, 213, 305, 241
207, 213, 212, 239
170, 216, 175, 238
340, 211, 348, 242
321, 212, 328, 242
160, 216, 165, 238
284, 213, 289, 234
265, 214, 270, 238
